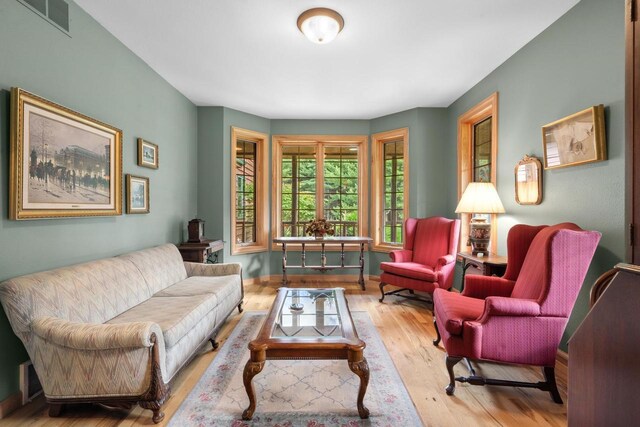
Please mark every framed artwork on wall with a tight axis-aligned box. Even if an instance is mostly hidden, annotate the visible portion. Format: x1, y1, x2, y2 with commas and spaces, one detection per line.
137, 138, 158, 169
9, 88, 122, 220
126, 174, 150, 214
541, 105, 606, 169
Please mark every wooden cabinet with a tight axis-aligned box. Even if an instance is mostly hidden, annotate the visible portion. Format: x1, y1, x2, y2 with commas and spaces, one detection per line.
176, 239, 224, 263
568, 264, 640, 427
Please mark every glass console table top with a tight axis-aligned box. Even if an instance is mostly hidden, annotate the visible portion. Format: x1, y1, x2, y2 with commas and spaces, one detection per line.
271, 289, 343, 339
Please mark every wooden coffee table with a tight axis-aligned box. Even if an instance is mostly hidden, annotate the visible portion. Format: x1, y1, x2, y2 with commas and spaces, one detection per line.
242, 287, 370, 420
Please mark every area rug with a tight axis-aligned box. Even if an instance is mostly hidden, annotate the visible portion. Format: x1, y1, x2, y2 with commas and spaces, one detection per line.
169, 311, 423, 426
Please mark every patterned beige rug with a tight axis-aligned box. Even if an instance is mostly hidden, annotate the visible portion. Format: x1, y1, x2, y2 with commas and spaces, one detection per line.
169, 311, 422, 426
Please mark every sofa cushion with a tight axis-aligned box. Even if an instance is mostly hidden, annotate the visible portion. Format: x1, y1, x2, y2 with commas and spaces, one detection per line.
155, 275, 241, 302
379, 262, 438, 282
119, 244, 188, 295
106, 295, 217, 348
434, 289, 484, 336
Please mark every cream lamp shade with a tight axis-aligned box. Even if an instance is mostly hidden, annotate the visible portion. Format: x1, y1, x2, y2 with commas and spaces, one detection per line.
297, 8, 344, 44
455, 182, 505, 214
455, 182, 505, 255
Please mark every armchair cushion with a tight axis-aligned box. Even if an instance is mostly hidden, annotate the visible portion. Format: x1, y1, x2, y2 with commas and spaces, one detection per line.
379, 262, 437, 282
481, 297, 541, 318
434, 289, 484, 336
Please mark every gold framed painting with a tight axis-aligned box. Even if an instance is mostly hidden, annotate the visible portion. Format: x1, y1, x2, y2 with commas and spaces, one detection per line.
137, 138, 158, 169
126, 175, 150, 214
10, 88, 122, 220
541, 105, 606, 169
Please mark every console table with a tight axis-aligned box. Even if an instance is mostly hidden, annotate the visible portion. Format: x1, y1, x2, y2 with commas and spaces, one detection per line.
273, 236, 372, 290
176, 239, 224, 263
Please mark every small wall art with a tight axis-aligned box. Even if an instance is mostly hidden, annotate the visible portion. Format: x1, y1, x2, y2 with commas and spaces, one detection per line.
541, 105, 606, 169
126, 174, 149, 214
514, 155, 543, 205
137, 138, 158, 169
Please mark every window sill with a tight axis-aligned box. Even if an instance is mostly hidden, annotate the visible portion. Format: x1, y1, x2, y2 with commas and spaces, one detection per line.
231, 244, 269, 255
371, 243, 403, 253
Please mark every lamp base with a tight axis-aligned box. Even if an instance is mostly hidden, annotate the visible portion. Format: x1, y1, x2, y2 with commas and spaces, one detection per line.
469, 217, 491, 256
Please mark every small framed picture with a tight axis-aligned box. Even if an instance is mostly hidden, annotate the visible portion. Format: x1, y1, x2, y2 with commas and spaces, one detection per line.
137, 138, 158, 169
541, 105, 606, 169
126, 174, 149, 214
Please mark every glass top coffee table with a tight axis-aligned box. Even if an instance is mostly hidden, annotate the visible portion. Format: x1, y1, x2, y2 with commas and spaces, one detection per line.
242, 287, 370, 420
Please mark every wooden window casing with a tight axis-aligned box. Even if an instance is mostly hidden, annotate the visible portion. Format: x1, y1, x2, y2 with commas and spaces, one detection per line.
457, 93, 499, 253
231, 127, 268, 255
272, 134, 368, 250
371, 128, 409, 252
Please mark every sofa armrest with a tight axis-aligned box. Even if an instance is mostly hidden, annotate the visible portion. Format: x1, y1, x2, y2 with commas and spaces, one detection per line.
389, 250, 412, 263
184, 262, 242, 277
480, 297, 541, 320
462, 275, 515, 299
31, 317, 163, 350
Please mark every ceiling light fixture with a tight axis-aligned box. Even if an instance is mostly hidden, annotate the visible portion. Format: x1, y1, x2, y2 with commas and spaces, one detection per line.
297, 8, 344, 44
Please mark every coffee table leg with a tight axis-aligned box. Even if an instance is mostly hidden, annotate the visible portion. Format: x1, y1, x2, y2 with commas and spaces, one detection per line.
242, 360, 265, 420
348, 356, 370, 419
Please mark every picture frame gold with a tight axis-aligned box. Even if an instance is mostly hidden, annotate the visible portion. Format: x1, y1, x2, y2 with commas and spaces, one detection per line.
541, 105, 606, 169
514, 155, 543, 205
126, 174, 150, 214
9, 88, 122, 220
137, 138, 158, 169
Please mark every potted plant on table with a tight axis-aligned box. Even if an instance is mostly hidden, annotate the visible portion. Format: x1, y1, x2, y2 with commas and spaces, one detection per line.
305, 218, 335, 239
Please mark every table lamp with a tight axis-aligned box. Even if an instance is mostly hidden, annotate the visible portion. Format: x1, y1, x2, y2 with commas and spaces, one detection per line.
455, 182, 505, 255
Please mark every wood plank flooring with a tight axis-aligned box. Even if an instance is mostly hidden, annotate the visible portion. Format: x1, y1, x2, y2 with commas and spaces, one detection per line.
1, 279, 568, 427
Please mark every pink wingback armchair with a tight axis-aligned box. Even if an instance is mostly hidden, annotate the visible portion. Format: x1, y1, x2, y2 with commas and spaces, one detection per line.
379, 217, 460, 305
432, 223, 600, 403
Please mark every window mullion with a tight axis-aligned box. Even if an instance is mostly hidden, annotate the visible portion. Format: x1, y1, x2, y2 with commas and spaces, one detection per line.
317, 142, 325, 220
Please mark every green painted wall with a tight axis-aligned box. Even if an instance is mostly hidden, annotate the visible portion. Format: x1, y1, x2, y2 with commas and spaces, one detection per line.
0, 1, 197, 401
369, 108, 451, 272
445, 0, 625, 349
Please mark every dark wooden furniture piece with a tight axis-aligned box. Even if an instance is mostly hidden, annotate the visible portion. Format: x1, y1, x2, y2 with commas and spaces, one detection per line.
242, 287, 369, 420
627, 0, 640, 263
273, 237, 372, 290
176, 239, 223, 263
568, 263, 640, 427
457, 251, 507, 292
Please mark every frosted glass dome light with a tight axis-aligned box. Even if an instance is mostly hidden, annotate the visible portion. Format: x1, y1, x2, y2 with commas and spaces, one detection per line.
297, 8, 344, 44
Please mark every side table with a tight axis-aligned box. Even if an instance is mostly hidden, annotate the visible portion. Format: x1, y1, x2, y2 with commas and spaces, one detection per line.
457, 251, 507, 292
177, 239, 224, 263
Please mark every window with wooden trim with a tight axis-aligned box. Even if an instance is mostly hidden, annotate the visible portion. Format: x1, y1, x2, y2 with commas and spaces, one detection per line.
273, 135, 368, 243
457, 93, 498, 252
372, 128, 409, 251
231, 127, 268, 254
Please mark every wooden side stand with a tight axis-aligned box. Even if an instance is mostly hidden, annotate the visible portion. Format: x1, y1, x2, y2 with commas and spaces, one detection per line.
457, 251, 507, 292
177, 239, 224, 263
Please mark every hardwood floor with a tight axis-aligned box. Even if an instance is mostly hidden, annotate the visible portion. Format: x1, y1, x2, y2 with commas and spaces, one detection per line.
1, 279, 568, 427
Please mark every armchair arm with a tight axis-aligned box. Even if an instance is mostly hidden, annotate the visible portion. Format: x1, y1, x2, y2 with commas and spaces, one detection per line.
436, 254, 456, 267
31, 317, 163, 350
462, 275, 515, 299
480, 297, 541, 320
184, 262, 242, 277
389, 249, 412, 263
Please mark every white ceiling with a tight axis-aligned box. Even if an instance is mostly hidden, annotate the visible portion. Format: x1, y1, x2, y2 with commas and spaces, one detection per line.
75, 0, 580, 119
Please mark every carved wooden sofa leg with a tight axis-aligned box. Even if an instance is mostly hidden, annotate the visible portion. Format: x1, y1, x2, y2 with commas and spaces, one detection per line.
49, 403, 64, 417
433, 317, 442, 346
138, 333, 171, 424
209, 338, 219, 350
238, 302, 244, 313
378, 282, 386, 303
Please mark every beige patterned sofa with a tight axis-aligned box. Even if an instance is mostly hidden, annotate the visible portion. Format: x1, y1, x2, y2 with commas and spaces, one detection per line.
0, 244, 243, 423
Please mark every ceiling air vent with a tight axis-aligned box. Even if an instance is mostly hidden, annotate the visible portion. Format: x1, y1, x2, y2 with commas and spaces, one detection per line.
17, 0, 70, 34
